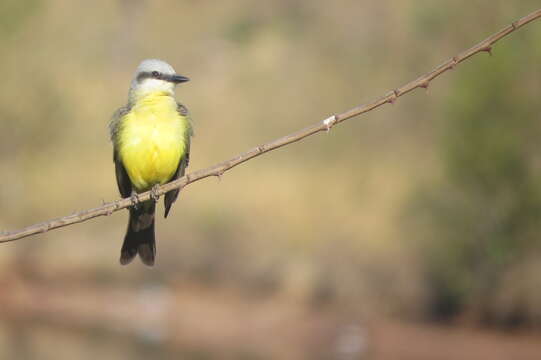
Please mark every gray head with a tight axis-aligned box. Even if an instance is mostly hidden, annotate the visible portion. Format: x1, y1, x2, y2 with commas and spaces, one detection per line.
129, 59, 189, 101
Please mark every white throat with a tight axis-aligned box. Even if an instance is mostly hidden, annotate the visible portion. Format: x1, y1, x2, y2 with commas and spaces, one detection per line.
129, 78, 175, 103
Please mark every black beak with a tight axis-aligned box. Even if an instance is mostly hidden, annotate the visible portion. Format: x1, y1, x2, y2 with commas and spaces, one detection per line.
170, 74, 190, 84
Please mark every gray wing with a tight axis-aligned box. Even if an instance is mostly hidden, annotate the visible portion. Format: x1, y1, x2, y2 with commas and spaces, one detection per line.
164, 103, 193, 218
110, 106, 133, 198
109, 105, 130, 143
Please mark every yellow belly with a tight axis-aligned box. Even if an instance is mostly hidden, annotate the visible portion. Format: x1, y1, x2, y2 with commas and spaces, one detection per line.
118, 94, 187, 191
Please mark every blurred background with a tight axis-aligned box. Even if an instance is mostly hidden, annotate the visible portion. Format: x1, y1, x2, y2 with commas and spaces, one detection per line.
0, 0, 540, 359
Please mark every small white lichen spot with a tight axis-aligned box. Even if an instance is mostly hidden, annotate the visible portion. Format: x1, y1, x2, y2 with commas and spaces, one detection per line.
323, 115, 337, 132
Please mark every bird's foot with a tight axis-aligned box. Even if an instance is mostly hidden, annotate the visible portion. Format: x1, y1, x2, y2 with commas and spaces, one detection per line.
130, 191, 140, 210
150, 184, 161, 202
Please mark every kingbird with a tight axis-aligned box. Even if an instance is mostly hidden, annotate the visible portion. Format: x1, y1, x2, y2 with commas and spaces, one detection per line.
109, 59, 192, 266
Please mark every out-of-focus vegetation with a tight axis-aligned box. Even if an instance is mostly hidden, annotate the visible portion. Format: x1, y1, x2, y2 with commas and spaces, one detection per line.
1, 0, 541, 358
408, 36, 541, 326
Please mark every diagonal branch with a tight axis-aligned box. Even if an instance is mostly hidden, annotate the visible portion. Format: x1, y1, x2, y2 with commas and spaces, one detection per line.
1, 9, 540, 243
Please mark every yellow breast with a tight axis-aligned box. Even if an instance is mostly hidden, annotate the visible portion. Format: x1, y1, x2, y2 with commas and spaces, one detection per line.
118, 92, 187, 191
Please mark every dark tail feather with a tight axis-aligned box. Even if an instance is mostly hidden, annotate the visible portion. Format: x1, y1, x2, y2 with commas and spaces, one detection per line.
120, 202, 156, 266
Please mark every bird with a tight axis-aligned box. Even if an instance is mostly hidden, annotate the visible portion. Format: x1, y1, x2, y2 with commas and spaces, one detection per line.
109, 59, 193, 266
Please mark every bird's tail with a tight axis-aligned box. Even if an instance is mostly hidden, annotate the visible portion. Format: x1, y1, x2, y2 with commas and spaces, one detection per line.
120, 201, 156, 266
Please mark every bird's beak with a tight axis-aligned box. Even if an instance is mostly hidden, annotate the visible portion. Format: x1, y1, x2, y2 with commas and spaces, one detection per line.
170, 74, 190, 84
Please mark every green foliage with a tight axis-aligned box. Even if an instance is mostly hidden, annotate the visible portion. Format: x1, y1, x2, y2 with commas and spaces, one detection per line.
225, 16, 260, 45
413, 39, 541, 324
0, 0, 41, 38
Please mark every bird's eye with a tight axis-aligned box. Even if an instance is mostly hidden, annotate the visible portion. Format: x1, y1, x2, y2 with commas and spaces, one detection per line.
151, 71, 160, 77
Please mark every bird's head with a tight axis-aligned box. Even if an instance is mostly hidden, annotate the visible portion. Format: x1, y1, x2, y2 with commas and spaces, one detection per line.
129, 59, 189, 101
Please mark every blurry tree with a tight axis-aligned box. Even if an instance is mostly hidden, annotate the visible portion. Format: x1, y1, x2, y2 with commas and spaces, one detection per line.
409, 33, 541, 326
0, 0, 41, 39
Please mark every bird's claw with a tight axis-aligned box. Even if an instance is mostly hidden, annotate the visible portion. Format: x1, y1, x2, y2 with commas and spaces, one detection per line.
150, 184, 160, 202
130, 191, 140, 210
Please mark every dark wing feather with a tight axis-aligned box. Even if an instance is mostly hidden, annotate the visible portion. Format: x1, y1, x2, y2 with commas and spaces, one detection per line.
164, 103, 193, 218
114, 152, 132, 198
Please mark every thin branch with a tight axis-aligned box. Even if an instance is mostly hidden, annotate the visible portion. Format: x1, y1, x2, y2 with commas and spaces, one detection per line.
1, 9, 540, 243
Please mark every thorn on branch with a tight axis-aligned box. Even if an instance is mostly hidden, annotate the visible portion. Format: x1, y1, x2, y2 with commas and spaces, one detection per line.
387, 90, 399, 104
481, 46, 492, 55
450, 56, 459, 69
511, 21, 518, 30
420, 81, 430, 90
105, 203, 118, 216
215, 170, 225, 181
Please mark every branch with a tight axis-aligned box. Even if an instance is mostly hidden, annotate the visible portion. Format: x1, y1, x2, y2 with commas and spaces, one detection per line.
1, 9, 540, 243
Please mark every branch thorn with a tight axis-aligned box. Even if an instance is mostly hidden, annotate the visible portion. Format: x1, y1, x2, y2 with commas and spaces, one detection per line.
388, 90, 399, 104
215, 170, 225, 181
450, 56, 458, 69
482, 46, 492, 55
